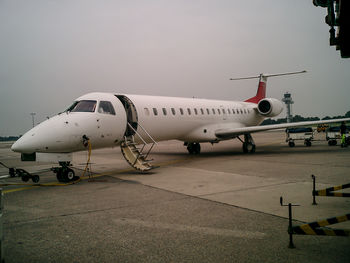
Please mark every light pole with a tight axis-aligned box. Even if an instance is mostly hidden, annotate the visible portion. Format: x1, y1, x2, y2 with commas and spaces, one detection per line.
30, 112, 36, 127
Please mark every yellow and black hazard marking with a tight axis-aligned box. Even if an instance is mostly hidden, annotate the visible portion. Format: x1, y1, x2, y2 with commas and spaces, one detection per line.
313, 183, 350, 197
291, 213, 350, 237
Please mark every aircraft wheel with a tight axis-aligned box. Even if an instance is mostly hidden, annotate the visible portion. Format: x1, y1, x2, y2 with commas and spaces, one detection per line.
187, 144, 194, 154
288, 141, 295, 147
242, 142, 248, 153
32, 175, 40, 183
193, 143, 201, 154
56, 170, 65, 182
21, 175, 30, 182
249, 144, 256, 153
305, 140, 312, 147
187, 143, 200, 154
64, 168, 76, 182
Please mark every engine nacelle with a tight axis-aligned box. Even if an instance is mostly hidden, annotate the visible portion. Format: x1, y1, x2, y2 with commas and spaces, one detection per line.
257, 98, 283, 117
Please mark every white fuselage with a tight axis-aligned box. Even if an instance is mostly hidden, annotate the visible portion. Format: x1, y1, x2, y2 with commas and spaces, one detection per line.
127, 94, 263, 142
11, 92, 265, 154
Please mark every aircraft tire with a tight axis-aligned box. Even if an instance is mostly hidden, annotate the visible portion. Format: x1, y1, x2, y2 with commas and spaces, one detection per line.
250, 144, 256, 153
242, 143, 248, 153
187, 143, 200, 154
21, 175, 30, 182
32, 175, 40, 183
64, 168, 76, 182
193, 143, 201, 154
56, 170, 65, 182
305, 140, 312, 147
187, 144, 194, 154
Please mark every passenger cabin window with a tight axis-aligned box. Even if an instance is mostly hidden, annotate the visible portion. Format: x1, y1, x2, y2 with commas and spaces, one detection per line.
206, 108, 210, 115
180, 108, 184, 115
98, 101, 116, 115
68, 100, 97, 113
212, 109, 216, 115
171, 108, 176, 115
153, 108, 158, 116
187, 108, 191, 115
227, 109, 231, 114
200, 108, 204, 115
217, 109, 221, 115
162, 108, 167, 115
194, 108, 198, 115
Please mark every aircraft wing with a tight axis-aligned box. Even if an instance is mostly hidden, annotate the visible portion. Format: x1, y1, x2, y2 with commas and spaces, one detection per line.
215, 118, 350, 139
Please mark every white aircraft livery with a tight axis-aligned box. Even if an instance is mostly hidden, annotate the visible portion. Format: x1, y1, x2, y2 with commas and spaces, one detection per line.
11, 71, 350, 183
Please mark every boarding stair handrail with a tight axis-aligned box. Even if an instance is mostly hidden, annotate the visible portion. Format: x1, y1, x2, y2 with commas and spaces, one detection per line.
126, 122, 157, 161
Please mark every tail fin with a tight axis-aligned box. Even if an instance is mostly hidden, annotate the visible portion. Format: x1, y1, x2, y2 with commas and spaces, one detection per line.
229, 70, 307, 104
244, 74, 266, 104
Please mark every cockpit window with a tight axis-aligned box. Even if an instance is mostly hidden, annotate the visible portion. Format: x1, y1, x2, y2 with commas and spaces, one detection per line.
98, 101, 116, 115
66, 100, 97, 113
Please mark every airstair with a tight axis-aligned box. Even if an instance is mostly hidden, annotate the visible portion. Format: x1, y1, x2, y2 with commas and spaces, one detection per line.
120, 123, 157, 172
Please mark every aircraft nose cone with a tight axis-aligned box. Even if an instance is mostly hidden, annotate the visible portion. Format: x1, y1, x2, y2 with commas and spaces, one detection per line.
11, 141, 20, 152
11, 136, 35, 153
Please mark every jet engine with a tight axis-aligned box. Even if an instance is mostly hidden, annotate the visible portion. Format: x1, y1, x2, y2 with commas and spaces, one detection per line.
257, 98, 283, 117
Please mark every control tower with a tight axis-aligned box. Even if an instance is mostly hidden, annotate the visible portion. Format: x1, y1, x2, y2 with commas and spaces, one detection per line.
282, 92, 294, 123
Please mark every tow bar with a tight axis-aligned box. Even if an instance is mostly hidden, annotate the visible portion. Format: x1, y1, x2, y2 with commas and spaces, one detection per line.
0, 161, 40, 183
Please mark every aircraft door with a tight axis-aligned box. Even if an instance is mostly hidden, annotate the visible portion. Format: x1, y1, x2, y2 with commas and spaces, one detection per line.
95, 97, 127, 146
220, 105, 227, 121
115, 95, 138, 137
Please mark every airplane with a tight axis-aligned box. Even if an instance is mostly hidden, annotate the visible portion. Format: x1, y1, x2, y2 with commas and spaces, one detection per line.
10, 70, 350, 183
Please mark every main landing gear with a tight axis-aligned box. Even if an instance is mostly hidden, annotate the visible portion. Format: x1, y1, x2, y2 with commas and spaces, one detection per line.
241, 134, 256, 153
52, 162, 79, 183
185, 142, 201, 154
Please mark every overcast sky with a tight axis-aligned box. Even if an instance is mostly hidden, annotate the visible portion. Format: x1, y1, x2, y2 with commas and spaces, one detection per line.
1, 0, 349, 136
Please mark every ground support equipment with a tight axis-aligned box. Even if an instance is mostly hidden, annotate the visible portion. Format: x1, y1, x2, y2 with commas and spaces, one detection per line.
285, 127, 313, 147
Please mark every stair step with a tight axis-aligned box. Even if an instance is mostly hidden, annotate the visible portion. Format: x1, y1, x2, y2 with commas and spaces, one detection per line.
121, 127, 157, 172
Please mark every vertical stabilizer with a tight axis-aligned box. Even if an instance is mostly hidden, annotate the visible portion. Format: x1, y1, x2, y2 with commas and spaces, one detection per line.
244, 74, 267, 104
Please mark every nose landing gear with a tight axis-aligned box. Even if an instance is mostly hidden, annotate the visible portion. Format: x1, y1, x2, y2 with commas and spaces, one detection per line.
185, 142, 201, 154
52, 162, 79, 183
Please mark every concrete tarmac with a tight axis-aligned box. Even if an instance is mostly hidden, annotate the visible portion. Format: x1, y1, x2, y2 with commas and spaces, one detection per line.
1, 130, 350, 262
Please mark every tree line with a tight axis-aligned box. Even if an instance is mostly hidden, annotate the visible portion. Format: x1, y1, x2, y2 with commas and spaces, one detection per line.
260, 110, 350, 125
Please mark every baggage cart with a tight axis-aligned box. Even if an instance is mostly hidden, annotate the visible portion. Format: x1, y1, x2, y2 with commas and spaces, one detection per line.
326, 126, 350, 146
286, 127, 313, 147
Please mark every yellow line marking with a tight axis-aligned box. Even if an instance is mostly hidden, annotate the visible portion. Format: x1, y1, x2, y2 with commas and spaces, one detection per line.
318, 189, 327, 196
300, 224, 317, 235
322, 229, 336, 236
336, 215, 349, 223
318, 220, 330, 227
334, 185, 343, 191
4, 186, 39, 194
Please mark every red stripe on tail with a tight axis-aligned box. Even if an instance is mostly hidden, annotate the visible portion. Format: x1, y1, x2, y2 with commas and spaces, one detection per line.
244, 81, 266, 104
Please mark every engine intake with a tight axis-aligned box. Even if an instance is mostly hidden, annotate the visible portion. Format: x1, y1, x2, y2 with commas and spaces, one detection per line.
257, 98, 283, 117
